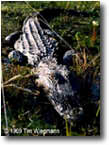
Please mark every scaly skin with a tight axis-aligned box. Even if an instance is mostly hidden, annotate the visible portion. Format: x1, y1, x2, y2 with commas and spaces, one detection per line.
5, 13, 83, 123
6, 14, 58, 66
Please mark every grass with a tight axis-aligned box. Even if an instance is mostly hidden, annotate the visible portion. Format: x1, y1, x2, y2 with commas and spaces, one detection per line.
1, 1, 100, 136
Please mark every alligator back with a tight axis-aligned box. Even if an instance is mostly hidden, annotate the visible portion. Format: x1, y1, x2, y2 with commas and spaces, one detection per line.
7, 14, 58, 66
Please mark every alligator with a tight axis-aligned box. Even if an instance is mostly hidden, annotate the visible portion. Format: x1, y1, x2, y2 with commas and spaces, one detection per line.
5, 12, 84, 123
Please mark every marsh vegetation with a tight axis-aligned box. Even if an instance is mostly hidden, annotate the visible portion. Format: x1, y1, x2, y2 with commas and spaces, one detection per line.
1, 1, 100, 136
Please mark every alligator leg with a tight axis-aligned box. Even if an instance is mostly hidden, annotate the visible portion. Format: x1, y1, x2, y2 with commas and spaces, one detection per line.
5, 31, 22, 47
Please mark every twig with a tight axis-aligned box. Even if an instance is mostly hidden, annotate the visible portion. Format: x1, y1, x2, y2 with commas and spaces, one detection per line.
84, 52, 100, 71
39, 17, 73, 50
24, 1, 37, 12
3, 84, 40, 96
1, 66, 9, 136
89, 52, 100, 65
25, 1, 74, 50
3, 74, 22, 85
3, 74, 36, 85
